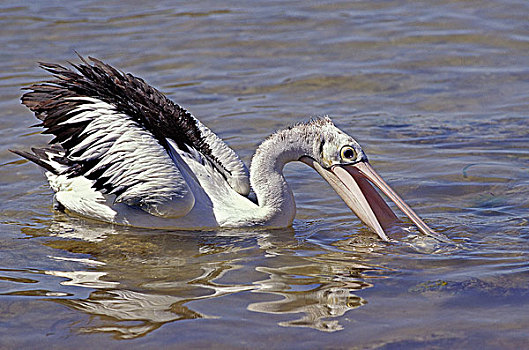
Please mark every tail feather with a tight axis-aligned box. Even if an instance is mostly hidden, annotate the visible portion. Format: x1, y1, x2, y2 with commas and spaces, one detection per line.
9, 145, 71, 174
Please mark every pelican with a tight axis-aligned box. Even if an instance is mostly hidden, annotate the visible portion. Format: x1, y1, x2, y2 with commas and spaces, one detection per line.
12, 57, 445, 242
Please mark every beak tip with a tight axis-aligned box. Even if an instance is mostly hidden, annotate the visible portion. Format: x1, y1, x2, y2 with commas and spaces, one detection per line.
376, 230, 390, 241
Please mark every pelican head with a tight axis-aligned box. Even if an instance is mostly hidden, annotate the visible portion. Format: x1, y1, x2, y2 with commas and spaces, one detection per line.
295, 117, 439, 241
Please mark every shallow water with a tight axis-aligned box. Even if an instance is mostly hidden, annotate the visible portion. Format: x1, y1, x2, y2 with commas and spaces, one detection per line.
1, 0, 528, 348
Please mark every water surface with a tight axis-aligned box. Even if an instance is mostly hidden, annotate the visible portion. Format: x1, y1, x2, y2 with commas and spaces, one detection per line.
1, 0, 528, 348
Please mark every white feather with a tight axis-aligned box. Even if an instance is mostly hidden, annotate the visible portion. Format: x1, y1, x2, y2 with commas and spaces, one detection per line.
60, 98, 196, 218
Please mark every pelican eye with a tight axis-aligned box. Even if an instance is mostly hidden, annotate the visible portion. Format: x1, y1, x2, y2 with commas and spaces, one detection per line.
340, 146, 357, 161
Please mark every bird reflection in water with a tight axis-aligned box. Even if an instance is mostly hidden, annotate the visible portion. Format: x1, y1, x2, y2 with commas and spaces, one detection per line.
249, 264, 371, 332
34, 217, 384, 338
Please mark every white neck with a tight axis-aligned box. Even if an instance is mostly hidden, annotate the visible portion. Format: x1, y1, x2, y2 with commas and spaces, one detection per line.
249, 127, 315, 226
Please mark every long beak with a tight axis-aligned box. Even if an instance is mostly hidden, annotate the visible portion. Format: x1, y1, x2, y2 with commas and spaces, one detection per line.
300, 157, 447, 242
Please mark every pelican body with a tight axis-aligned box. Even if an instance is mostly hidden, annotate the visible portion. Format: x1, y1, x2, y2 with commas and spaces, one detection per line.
12, 57, 443, 241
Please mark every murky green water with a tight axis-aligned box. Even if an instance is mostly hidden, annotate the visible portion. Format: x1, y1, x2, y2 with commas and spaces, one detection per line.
1, 0, 528, 348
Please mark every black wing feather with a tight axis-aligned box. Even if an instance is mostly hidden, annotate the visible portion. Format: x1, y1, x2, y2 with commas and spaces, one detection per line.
21, 56, 217, 162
